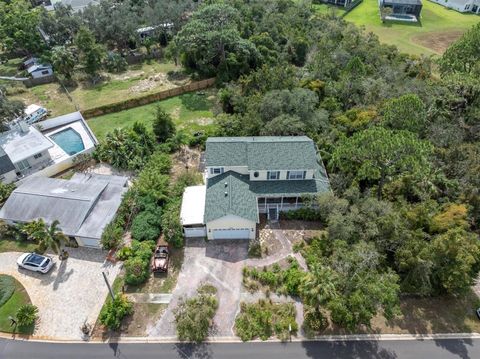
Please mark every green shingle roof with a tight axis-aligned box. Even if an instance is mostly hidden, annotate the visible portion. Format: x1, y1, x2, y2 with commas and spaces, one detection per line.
205, 136, 318, 170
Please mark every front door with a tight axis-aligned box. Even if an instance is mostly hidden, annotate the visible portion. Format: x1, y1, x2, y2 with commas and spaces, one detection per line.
268, 205, 279, 222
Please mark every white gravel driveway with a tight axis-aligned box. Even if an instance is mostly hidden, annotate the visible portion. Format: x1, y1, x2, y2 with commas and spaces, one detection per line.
0, 248, 120, 340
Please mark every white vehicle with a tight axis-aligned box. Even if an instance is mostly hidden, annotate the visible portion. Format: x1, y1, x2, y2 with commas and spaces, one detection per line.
23, 104, 47, 125
17, 253, 54, 274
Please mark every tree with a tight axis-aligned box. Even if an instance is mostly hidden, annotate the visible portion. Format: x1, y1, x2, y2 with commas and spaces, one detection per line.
0, 87, 24, 127
16, 304, 38, 328
99, 294, 133, 330
381, 94, 427, 134
51, 46, 76, 81
332, 127, 433, 199
74, 27, 106, 83
439, 23, 480, 77
0, 0, 44, 54
152, 106, 175, 143
429, 228, 480, 295
22, 219, 67, 255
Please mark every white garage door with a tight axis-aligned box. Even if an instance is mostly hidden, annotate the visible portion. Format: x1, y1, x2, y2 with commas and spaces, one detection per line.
184, 226, 207, 238
78, 237, 101, 248
212, 228, 250, 240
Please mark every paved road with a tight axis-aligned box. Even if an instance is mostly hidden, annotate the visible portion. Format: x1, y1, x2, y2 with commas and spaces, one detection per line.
1, 338, 480, 359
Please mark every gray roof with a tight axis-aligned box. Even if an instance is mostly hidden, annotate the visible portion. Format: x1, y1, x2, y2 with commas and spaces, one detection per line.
0, 148, 15, 175
205, 136, 319, 171
205, 164, 330, 223
0, 126, 53, 164
383, 0, 422, 5
0, 174, 127, 239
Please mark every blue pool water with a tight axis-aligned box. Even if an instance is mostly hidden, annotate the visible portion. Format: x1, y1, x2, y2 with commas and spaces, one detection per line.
50, 128, 85, 155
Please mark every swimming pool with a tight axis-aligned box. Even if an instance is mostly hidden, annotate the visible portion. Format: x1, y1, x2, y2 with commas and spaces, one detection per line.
49, 128, 85, 155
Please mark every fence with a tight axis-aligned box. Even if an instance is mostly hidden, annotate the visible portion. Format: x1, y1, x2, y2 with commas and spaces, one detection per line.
82, 77, 216, 119
341, 0, 363, 17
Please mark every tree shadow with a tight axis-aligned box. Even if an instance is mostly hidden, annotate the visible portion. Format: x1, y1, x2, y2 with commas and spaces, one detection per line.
174, 343, 213, 359
52, 259, 74, 291
302, 340, 398, 359
180, 93, 211, 112
434, 338, 474, 359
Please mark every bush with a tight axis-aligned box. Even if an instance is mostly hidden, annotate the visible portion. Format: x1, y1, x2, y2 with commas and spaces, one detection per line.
161, 200, 184, 247
0, 182, 15, 206
116, 246, 133, 261
131, 240, 156, 260
99, 294, 133, 330
124, 256, 150, 285
0, 275, 15, 307
174, 284, 218, 342
100, 222, 123, 250
104, 52, 128, 73
303, 305, 328, 335
235, 300, 297, 341
282, 207, 321, 221
153, 106, 175, 143
16, 304, 38, 328
131, 209, 162, 242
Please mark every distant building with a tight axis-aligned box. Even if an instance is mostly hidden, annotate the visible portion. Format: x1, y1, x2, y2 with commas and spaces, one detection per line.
379, 0, 423, 21
22, 104, 48, 125
0, 112, 97, 184
319, 0, 361, 8
0, 174, 128, 248
23, 58, 53, 79
429, 0, 480, 13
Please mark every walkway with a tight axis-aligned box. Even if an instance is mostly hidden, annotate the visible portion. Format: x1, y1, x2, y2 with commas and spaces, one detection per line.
126, 293, 172, 304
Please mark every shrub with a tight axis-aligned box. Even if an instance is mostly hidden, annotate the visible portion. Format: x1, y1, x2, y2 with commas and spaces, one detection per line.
104, 52, 128, 73
116, 246, 133, 261
174, 284, 218, 342
235, 300, 297, 341
161, 200, 184, 247
282, 208, 321, 221
16, 304, 39, 327
99, 294, 133, 330
0, 182, 15, 206
124, 256, 150, 285
131, 240, 156, 260
131, 209, 162, 242
303, 305, 328, 335
0, 275, 15, 307
100, 222, 123, 250
153, 105, 175, 143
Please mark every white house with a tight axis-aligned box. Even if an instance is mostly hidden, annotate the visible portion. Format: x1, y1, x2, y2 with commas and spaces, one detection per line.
0, 174, 128, 248
180, 136, 331, 240
429, 0, 480, 13
0, 112, 98, 184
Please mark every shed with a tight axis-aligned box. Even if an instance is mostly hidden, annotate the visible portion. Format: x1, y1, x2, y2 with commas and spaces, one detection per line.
180, 185, 207, 238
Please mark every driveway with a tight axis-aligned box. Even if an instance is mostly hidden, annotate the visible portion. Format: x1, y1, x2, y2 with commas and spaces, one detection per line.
0, 248, 120, 340
148, 238, 248, 337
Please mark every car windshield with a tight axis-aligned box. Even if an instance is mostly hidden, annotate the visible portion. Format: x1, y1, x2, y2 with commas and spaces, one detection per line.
41, 258, 51, 268
27, 253, 46, 266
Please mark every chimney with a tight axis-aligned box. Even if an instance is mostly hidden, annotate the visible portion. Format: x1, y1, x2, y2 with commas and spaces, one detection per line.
18, 120, 29, 134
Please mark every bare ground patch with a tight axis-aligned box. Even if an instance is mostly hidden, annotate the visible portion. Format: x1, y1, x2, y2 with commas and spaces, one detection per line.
411, 30, 464, 54
170, 146, 202, 182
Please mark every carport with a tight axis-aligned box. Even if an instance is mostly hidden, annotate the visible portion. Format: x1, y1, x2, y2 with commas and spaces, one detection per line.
180, 185, 207, 238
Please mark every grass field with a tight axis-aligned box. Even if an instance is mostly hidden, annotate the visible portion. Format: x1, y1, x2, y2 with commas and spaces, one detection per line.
88, 90, 217, 140
0, 275, 34, 334
3, 60, 185, 117
0, 239, 38, 254
344, 0, 480, 55
312, 3, 347, 16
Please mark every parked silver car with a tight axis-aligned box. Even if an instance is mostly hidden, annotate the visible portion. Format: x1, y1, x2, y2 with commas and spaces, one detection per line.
17, 253, 54, 274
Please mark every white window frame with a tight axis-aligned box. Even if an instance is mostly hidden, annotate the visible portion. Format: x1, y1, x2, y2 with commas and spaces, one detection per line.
287, 170, 306, 180
267, 171, 280, 180
210, 167, 224, 175
16, 159, 30, 171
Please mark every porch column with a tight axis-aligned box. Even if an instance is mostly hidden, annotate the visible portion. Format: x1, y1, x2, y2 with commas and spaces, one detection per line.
281, 197, 284, 210
295, 196, 299, 208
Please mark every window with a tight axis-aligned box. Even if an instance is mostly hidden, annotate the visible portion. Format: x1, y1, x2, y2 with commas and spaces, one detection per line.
253, 171, 259, 178
16, 159, 30, 171
34, 153, 43, 159
287, 170, 306, 180
210, 167, 224, 175
41, 70, 50, 75
267, 171, 280, 180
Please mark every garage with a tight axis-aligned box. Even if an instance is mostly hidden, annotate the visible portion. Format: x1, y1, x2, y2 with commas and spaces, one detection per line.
184, 226, 207, 238
180, 185, 207, 238
77, 237, 101, 248
212, 228, 250, 240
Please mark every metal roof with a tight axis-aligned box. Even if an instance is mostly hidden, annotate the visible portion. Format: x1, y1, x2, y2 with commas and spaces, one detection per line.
205, 136, 319, 171
0, 154, 15, 175
0, 125, 54, 164
383, 0, 422, 4
180, 185, 206, 226
0, 174, 127, 239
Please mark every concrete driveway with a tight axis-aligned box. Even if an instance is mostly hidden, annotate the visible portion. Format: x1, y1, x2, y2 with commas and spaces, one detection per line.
0, 248, 120, 340
148, 238, 248, 337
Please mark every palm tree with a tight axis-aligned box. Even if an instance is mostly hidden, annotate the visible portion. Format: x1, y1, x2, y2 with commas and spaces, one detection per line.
22, 219, 68, 256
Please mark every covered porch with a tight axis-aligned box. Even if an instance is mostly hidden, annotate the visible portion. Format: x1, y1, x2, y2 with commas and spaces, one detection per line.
257, 196, 306, 221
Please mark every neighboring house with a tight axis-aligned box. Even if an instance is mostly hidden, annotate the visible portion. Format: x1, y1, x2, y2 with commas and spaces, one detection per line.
0, 174, 128, 248
0, 112, 97, 184
43, 0, 99, 11
429, 0, 480, 13
379, 0, 423, 21
23, 104, 48, 125
0, 148, 17, 184
319, 0, 361, 8
23, 57, 53, 79
180, 136, 331, 240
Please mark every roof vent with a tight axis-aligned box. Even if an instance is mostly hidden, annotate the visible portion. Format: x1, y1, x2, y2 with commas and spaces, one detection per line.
224, 192, 228, 197
224, 182, 228, 187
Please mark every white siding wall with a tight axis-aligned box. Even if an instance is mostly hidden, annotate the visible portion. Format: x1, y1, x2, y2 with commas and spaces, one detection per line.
429, 0, 479, 12
249, 169, 314, 181
1, 170, 17, 184
206, 214, 256, 240
76, 236, 101, 248
207, 166, 248, 178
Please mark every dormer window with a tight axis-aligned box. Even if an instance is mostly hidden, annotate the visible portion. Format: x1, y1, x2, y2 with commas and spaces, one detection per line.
287, 170, 306, 180
210, 167, 224, 175
267, 171, 280, 180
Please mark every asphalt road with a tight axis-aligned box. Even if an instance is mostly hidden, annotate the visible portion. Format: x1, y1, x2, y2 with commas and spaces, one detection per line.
1, 338, 480, 359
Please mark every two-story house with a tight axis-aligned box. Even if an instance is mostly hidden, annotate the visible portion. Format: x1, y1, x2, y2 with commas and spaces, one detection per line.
180, 136, 331, 240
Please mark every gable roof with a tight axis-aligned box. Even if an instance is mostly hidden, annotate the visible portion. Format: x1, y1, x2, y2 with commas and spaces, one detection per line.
205, 172, 258, 223
0, 126, 53, 164
205, 136, 319, 170
0, 151, 15, 176
0, 174, 127, 239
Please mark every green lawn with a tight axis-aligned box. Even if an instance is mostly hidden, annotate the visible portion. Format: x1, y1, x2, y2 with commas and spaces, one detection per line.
88, 90, 217, 140
0, 239, 38, 254
0, 275, 34, 334
344, 0, 480, 55
312, 3, 347, 16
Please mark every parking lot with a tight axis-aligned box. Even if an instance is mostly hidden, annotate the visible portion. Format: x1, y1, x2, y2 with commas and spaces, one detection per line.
0, 248, 120, 340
